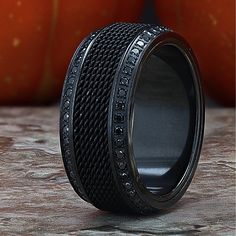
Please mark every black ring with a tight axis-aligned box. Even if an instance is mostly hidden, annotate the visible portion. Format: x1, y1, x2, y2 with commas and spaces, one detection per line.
60, 23, 205, 214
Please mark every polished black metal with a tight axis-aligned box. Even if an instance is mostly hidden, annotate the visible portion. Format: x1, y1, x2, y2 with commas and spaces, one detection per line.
60, 23, 205, 214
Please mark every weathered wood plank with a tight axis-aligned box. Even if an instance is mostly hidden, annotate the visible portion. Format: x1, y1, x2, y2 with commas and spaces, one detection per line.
0, 107, 235, 235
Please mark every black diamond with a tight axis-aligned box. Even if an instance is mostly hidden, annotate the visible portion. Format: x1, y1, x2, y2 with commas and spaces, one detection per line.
127, 55, 137, 66
114, 126, 123, 135
115, 138, 124, 147
131, 48, 140, 57
64, 100, 70, 108
116, 101, 125, 110
124, 182, 132, 190
66, 89, 72, 96
114, 114, 124, 123
118, 88, 127, 98
64, 137, 69, 144
117, 161, 126, 170
123, 65, 133, 75
136, 40, 145, 48
119, 171, 128, 178
72, 66, 78, 73
63, 113, 69, 122
120, 77, 129, 86
116, 150, 125, 159
128, 190, 136, 197
64, 150, 70, 158
63, 126, 69, 134
140, 33, 151, 42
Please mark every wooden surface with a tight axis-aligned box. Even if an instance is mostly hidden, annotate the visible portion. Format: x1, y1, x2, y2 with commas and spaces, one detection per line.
0, 107, 235, 235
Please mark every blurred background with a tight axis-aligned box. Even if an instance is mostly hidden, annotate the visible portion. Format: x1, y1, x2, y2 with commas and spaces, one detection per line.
0, 0, 235, 106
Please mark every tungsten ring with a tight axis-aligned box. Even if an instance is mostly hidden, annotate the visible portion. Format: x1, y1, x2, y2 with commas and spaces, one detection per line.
60, 23, 205, 214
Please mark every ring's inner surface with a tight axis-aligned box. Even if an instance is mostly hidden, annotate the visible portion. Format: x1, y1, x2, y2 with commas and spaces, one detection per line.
131, 44, 196, 195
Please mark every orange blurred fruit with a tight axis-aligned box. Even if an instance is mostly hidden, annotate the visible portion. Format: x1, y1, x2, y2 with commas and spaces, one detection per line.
0, 0, 144, 104
155, 0, 235, 106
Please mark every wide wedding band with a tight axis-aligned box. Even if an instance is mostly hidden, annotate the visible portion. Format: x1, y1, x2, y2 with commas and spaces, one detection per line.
60, 23, 204, 214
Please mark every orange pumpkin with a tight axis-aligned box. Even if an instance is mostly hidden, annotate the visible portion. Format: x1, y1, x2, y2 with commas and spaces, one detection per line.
155, 0, 235, 106
0, 0, 144, 105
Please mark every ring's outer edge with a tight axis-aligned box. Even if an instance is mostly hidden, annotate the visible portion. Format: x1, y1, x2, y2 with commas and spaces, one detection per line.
60, 31, 100, 202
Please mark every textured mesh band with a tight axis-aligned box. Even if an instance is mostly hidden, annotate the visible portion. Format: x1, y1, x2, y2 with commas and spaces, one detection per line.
73, 23, 148, 211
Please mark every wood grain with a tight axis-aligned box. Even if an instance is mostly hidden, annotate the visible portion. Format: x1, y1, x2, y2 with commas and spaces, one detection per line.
0, 107, 235, 235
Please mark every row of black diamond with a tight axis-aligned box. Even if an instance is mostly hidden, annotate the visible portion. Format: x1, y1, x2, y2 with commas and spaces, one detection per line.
111, 26, 169, 214
60, 32, 99, 202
